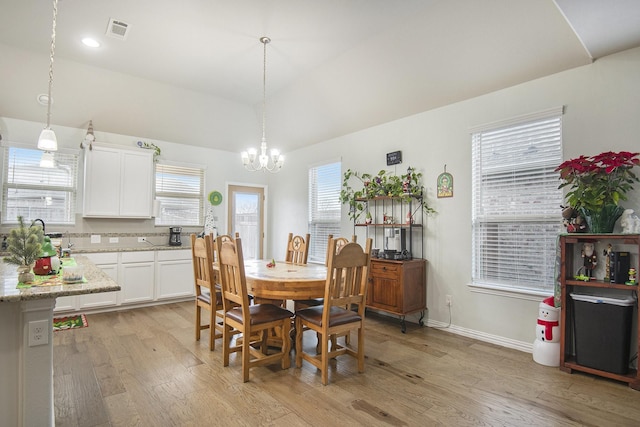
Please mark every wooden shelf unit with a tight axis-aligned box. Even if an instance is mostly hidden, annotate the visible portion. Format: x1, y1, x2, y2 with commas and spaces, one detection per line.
559, 233, 640, 390
354, 195, 427, 332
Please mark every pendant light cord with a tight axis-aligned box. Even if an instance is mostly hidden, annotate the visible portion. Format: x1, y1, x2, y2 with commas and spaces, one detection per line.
261, 37, 270, 144
46, 0, 58, 129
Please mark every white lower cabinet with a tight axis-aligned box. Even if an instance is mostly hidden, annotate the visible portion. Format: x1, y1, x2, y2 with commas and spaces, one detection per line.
79, 253, 119, 309
54, 249, 193, 313
54, 295, 77, 313
120, 251, 155, 304
156, 249, 194, 300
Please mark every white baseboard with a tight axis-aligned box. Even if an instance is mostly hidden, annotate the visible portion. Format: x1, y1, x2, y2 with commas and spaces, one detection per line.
427, 319, 533, 354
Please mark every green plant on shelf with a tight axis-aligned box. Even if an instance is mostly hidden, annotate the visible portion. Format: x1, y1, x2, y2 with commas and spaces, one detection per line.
340, 167, 435, 221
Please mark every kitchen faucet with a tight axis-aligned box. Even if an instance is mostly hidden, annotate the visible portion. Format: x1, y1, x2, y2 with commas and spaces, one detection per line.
66, 231, 74, 249
32, 218, 45, 234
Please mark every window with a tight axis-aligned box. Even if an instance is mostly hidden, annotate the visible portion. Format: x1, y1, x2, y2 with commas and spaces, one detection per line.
308, 161, 341, 263
155, 163, 204, 226
471, 107, 563, 294
2, 146, 79, 225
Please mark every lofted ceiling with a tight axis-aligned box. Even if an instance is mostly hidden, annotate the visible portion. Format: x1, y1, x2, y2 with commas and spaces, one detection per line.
1, 0, 639, 154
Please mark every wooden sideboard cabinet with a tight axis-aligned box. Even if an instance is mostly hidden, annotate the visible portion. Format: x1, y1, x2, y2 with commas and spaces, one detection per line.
353, 194, 428, 332
559, 233, 640, 390
367, 258, 426, 332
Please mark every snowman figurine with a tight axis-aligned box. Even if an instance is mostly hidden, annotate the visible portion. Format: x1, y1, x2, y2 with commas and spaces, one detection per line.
532, 296, 560, 366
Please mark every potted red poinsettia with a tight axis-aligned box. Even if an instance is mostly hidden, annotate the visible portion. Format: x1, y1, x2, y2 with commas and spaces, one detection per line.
555, 151, 640, 233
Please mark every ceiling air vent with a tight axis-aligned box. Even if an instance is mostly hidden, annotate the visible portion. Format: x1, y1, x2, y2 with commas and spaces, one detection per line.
106, 18, 130, 40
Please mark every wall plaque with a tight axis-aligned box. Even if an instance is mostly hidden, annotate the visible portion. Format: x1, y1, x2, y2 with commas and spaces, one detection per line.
386, 151, 402, 166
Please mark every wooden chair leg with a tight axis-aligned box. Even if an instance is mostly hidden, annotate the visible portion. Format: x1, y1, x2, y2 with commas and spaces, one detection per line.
357, 327, 365, 373
295, 317, 303, 368
242, 330, 251, 383
209, 307, 215, 351
321, 333, 330, 386
281, 320, 291, 369
195, 303, 201, 341
223, 323, 231, 367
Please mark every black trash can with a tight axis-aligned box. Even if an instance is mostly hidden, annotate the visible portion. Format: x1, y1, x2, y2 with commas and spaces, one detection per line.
570, 292, 635, 375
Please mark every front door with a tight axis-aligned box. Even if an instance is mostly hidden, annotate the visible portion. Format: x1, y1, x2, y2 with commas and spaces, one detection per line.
227, 185, 264, 259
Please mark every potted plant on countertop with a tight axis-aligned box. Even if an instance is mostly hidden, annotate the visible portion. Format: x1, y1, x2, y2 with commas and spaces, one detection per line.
555, 151, 640, 233
340, 167, 436, 221
3, 216, 44, 283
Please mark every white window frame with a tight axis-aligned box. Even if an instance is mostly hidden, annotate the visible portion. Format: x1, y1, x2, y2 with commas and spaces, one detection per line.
154, 162, 205, 226
308, 160, 342, 263
2, 144, 79, 225
470, 107, 564, 298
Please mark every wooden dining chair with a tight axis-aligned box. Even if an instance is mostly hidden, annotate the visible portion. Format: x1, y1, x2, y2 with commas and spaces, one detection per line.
295, 237, 372, 385
285, 233, 310, 265
216, 235, 294, 382
191, 233, 224, 351
294, 234, 356, 311
294, 234, 358, 350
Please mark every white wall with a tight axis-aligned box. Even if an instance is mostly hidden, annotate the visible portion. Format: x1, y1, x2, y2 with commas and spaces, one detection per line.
0, 116, 269, 237
270, 46, 640, 350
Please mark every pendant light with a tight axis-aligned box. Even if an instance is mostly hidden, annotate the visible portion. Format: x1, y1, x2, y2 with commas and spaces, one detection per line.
37, 0, 59, 152
241, 36, 284, 172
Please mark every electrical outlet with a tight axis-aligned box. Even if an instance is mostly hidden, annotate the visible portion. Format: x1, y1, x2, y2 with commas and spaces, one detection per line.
109, 237, 119, 243
90, 234, 101, 244
138, 237, 146, 243
446, 295, 452, 307
28, 320, 49, 347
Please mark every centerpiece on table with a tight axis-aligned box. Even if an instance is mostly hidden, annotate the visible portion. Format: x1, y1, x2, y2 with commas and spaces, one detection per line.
555, 151, 640, 233
3, 216, 44, 283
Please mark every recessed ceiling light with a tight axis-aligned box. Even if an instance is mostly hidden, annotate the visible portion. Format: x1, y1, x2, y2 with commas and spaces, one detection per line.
82, 38, 100, 48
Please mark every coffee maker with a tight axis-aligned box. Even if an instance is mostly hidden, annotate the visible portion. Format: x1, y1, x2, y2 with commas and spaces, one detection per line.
169, 227, 182, 246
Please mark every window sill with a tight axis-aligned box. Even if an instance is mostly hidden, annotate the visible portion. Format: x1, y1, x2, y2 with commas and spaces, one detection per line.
468, 281, 553, 301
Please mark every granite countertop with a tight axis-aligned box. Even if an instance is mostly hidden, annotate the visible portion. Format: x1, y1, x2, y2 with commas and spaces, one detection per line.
0, 244, 190, 258
0, 255, 121, 302
71, 244, 189, 254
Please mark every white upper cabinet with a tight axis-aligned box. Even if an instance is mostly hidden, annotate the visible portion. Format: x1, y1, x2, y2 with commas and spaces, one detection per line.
83, 143, 154, 218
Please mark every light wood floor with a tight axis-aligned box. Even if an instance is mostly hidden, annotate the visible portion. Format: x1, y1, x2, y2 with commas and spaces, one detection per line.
53, 302, 640, 426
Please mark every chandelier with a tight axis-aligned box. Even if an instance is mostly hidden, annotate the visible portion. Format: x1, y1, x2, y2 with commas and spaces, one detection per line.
241, 37, 284, 173
37, 0, 59, 153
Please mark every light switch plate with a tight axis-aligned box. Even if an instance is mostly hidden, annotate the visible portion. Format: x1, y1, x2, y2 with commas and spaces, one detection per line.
91, 234, 101, 244
109, 237, 119, 243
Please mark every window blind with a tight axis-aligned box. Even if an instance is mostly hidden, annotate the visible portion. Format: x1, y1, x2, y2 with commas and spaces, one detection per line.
2, 147, 78, 224
471, 112, 563, 292
155, 163, 204, 226
308, 161, 341, 263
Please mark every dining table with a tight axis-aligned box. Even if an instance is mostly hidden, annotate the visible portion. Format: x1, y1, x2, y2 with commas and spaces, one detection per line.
242, 259, 327, 301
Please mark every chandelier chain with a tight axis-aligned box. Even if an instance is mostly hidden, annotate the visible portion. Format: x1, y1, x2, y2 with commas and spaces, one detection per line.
45, 0, 58, 129
262, 37, 268, 143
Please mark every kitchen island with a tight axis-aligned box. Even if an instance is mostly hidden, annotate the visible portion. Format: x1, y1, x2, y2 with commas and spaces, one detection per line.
0, 255, 120, 427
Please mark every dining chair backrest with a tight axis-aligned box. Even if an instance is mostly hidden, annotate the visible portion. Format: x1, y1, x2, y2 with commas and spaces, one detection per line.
190, 233, 224, 350
325, 234, 357, 266
191, 233, 216, 298
216, 236, 252, 317
285, 233, 310, 265
323, 238, 372, 317
210, 232, 239, 262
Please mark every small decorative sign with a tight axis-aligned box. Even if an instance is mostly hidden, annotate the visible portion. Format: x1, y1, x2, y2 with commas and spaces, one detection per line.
437, 165, 453, 198
386, 151, 402, 166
